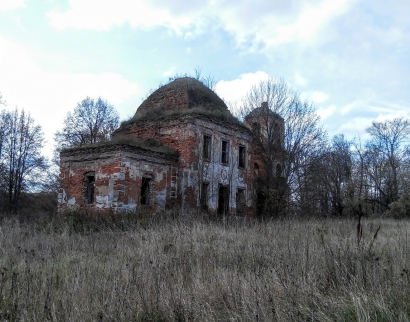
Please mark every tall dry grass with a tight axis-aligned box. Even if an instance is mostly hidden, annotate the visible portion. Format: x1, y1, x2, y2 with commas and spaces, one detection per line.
0, 214, 409, 321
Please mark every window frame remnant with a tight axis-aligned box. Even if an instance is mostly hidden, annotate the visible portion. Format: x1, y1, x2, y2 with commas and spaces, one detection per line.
140, 177, 151, 205
238, 145, 246, 168
203, 134, 212, 160
221, 140, 230, 164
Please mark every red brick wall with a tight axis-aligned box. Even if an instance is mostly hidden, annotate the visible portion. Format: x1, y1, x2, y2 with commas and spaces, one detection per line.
59, 111, 282, 217
111, 116, 262, 216
58, 147, 177, 215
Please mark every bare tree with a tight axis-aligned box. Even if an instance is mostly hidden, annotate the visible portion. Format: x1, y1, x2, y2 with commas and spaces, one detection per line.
364, 118, 410, 209
55, 96, 119, 149
0, 93, 6, 160
0, 109, 46, 213
241, 78, 327, 216
318, 135, 353, 216
0, 110, 8, 209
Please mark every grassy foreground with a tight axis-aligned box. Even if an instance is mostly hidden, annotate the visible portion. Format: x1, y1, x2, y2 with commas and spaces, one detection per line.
0, 215, 409, 321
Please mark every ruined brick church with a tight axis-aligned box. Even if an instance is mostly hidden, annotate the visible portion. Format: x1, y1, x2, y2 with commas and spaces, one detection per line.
58, 77, 284, 216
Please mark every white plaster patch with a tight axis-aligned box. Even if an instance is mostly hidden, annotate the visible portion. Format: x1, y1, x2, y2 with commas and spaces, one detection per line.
97, 172, 110, 179
156, 189, 167, 209
96, 195, 108, 204
108, 178, 114, 205
122, 203, 137, 211
154, 171, 164, 182
67, 197, 76, 205
127, 197, 136, 206
97, 185, 108, 196
113, 172, 125, 180
112, 190, 119, 202
128, 165, 142, 180
58, 189, 67, 204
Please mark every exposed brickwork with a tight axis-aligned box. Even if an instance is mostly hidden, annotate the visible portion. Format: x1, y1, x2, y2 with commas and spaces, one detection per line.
59, 78, 285, 217
59, 146, 177, 213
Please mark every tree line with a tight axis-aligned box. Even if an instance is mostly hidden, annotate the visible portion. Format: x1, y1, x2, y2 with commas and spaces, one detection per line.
0, 75, 409, 218
241, 78, 410, 218
0, 95, 118, 216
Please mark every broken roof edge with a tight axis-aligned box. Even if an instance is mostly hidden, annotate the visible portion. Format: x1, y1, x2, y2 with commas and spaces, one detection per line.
117, 106, 250, 133
60, 137, 179, 160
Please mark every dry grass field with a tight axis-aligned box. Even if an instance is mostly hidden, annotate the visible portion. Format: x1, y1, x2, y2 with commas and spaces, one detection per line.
0, 214, 409, 321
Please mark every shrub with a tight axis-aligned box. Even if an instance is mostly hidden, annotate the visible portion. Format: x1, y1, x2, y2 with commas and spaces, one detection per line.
385, 194, 410, 218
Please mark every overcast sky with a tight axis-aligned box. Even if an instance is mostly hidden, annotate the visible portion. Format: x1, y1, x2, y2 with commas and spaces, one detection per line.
0, 0, 409, 157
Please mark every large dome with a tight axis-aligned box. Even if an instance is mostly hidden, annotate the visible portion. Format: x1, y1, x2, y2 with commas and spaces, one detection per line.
134, 77, 228, 117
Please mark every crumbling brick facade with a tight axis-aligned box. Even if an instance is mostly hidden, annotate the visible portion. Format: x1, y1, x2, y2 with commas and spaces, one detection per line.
59, 144, 178, 213
58, 77, 284, 216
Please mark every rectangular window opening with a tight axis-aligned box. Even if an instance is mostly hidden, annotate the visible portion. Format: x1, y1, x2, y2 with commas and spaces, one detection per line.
221, 140, 229, 164
140, 178, 151, 205
254, 163, 259, 177
238, 145, 246, 168
201, 182, 209, 210
218, 185, 229, 215
236, 189, 245, 215
203, 135, 211, 160
86, 175, 95, 204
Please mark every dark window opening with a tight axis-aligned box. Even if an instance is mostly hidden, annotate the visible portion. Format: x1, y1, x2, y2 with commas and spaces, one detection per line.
252, 122, 261, 133
201, 182, 209, 209
236, 189, 245, 215
203, 135, 211, 160
276, 164, 282, 177
257, 191, 266, 217
221, 140, 229, 164
140, 178, 151, 205
238, 145, 246, 168
254, 163, 259, 177
86, 175, 95, 204
218, 185, 229, 215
